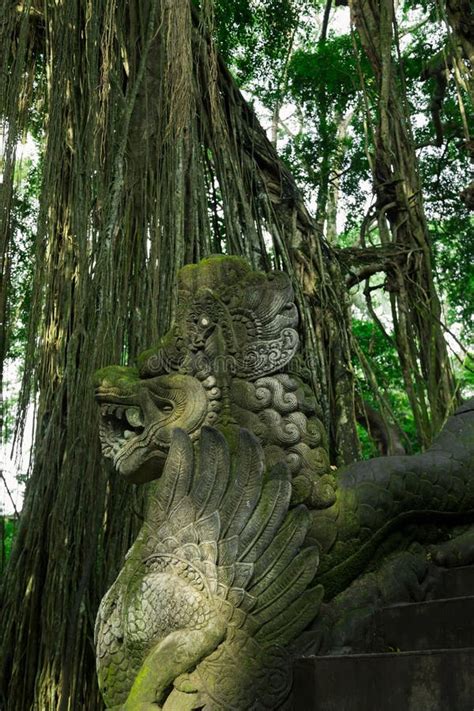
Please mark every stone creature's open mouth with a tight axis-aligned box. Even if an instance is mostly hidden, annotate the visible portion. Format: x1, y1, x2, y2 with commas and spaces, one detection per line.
94, 370, 209, 482
99, 403, 146, 461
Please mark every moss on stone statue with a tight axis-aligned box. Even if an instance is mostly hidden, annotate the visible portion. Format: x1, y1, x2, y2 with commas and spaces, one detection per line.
93, 365, 140, 391
214, 422, 241, 453
178, 254, 262, 293
179, 254, 251, 281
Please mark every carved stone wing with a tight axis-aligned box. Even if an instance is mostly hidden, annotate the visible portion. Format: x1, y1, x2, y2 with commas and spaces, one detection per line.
139, 427, 323, 709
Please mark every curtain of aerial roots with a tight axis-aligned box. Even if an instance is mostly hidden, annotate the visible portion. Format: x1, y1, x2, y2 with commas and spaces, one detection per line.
349, 0, 457, 447
0, 1, 360, 708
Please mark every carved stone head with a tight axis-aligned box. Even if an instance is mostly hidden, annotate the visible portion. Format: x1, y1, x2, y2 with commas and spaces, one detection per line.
137, 255, 299, 380
95, 256, 302, 484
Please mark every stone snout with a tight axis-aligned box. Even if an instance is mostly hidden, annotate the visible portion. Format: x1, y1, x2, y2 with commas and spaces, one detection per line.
95, 365, 209, 483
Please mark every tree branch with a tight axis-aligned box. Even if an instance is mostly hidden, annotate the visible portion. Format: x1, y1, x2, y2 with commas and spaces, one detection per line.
338, 244, 413, 287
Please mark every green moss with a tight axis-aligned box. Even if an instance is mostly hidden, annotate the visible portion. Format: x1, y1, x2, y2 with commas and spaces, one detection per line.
215, 423, 242, 455
178, 255, 254, 290
98, 661, 123, 707
123, 656, 159, 707
93, 365, 140, 391
179, 254, 250, 277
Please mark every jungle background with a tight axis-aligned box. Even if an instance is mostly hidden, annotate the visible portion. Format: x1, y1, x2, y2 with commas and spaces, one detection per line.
0, 0, 472, 708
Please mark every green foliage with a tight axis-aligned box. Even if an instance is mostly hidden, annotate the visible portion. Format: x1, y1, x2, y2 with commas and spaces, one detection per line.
2, 150, 41, 454
288, 34, 372, 112
401, 0, 438, 23
1, 517, 18, 569
353, 319, 418, 453
430, 214, 474, 333
2, 383, 17, 444
458, 356, 474, 398
356, 422, 378, 460
213, 0, 256, 74
213, 0, 303, 97
7, 155, 41, 361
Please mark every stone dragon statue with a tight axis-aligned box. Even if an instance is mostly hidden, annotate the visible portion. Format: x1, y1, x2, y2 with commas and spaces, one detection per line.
94, 256, 474, 710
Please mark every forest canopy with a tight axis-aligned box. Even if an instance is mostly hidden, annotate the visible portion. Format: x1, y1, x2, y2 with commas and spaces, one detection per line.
0, 0, 472, 709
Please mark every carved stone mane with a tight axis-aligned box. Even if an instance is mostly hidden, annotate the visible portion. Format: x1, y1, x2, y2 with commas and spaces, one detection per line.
138, 256, 300, 380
